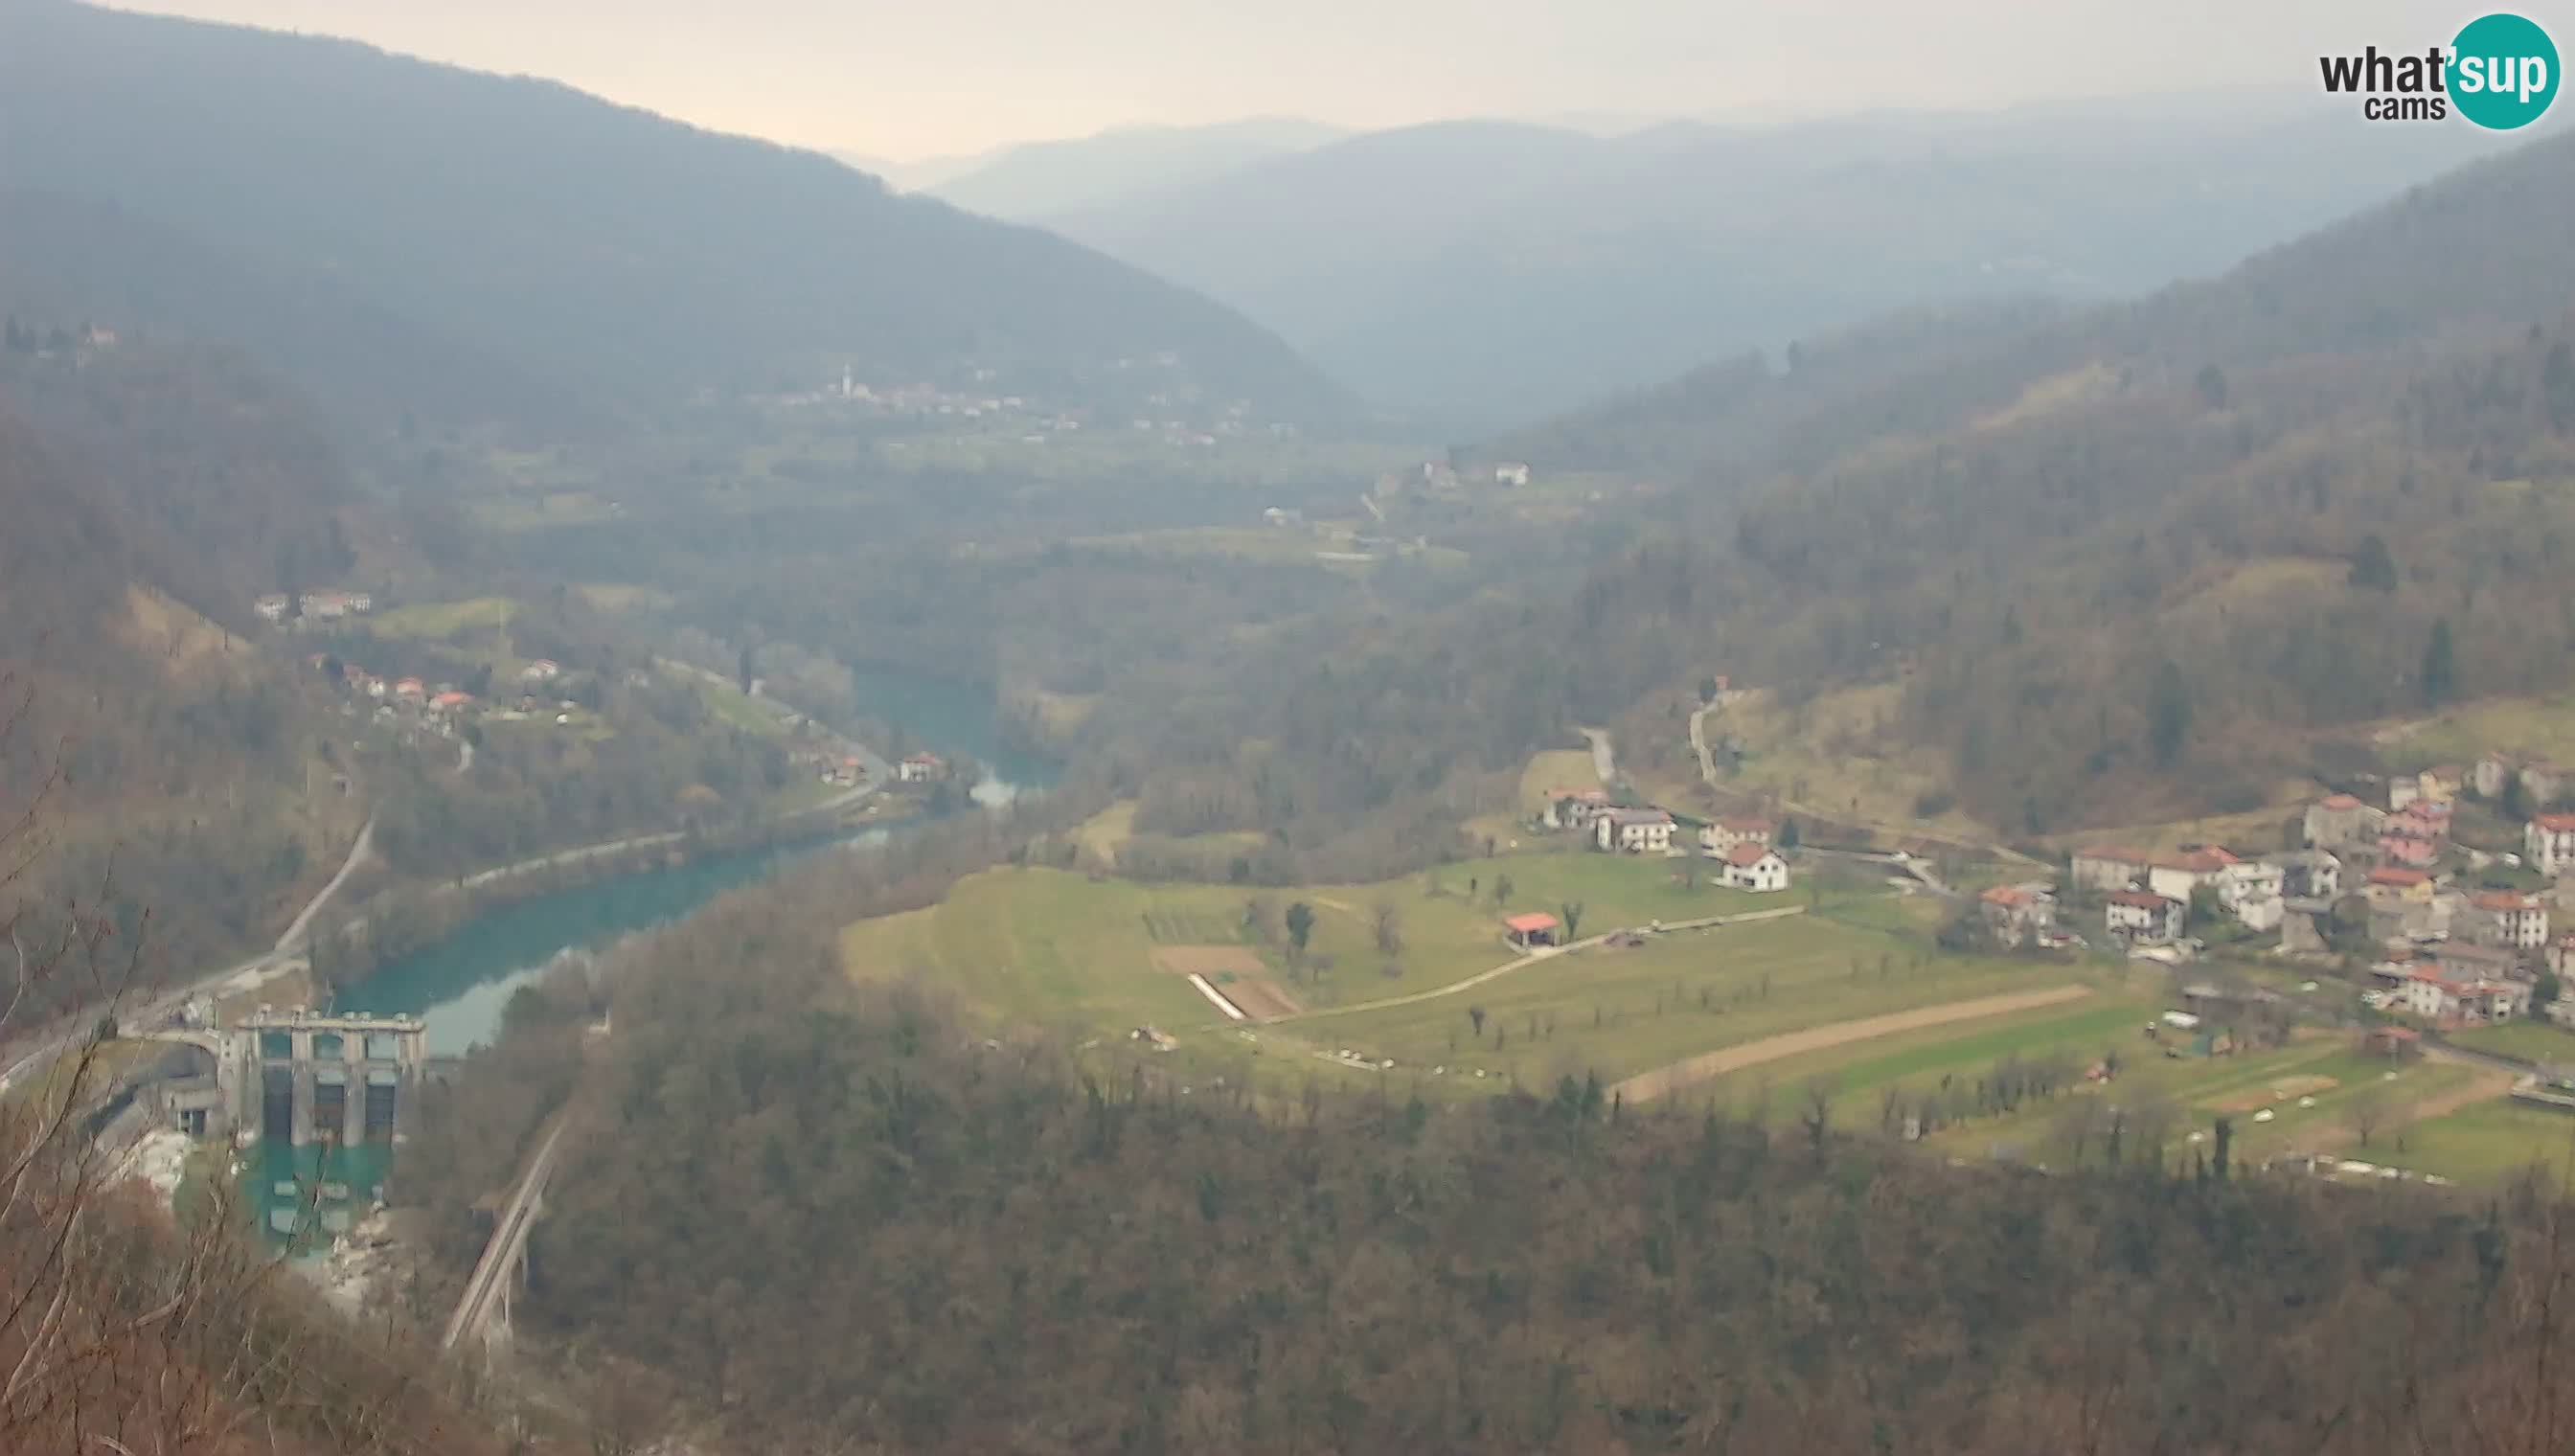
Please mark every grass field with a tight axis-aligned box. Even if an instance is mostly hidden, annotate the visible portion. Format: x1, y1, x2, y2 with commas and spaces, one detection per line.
2449, 1020, 2575, 1066
369, 597, 517, 641
2373, 1099, 2575, 1186
840, 852, 1874, 1080
1310, 911, 2059, 1093
2381, 693, 2575, 774
1516, 749, 1602, 815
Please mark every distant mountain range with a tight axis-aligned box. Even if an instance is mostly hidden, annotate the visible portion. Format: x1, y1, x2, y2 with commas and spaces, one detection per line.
1040, 100, 2515, 427
846, 118, 1348, 221
0, 0, 1348, 422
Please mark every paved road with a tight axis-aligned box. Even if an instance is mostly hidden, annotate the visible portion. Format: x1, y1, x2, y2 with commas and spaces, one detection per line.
443, 1112, 572, 1350
275, 815, 376, 954
1580, 726, 1618, 785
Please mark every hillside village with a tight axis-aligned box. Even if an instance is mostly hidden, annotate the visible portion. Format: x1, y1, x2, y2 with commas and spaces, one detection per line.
1544, 732, 2575, 1042
2024, 754, 2575, 1035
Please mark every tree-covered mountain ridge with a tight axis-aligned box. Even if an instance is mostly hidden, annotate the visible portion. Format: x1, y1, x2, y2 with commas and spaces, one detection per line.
0, 0, 1351, 421
1489, 126, 2575, 834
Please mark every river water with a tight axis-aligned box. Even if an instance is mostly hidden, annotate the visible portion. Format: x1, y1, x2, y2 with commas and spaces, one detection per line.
250, 666, 1052, 1241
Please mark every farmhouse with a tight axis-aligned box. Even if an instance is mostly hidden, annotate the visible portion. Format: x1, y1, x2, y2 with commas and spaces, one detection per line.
1594, 808, 1675, 854
2105, 888, 2186, 942
1698, 815, 1775, 857
2527, 813, 2575, 877
1978, 884, 2057, 949
1546, 787, 1613, 830
2363, 865, 2434, 909
2148, 848, 2239, 905
1501, 912, 1561, 949
2069, 846, 2153, 893
2404, 969, 2531, 1024
1719, 842, 1789, 893
2263, 849, 2343, 901
897, 752, 946, 783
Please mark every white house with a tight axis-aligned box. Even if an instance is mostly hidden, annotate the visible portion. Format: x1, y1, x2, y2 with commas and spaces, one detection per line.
253, 594, 289, 624
2468, 891, 2551, 951
897, 752, 946, 784
2405, 970, 2532, 1023
2262, 850, 2342, 901
520, 659, 562, 684
1493, 463, 1531, 487
1719, 843, 1789, 892
2527, 813, 2575, 877
2148, 848, 2240, 906
1595, 808, 1675, 854
2105, 889, 2185, 942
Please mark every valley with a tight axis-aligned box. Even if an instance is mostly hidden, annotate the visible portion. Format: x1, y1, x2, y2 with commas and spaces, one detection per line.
7, 2, 2575, 1450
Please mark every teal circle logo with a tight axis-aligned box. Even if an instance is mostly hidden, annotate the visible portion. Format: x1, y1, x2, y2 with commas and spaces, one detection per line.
2450, 12, 2559, 129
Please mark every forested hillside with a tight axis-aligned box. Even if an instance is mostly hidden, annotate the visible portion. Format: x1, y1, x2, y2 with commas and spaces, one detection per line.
0, 0, 1347, 419
1052, 102, 2499, 423
0, 339, 371, 997
1363, 127, 2575, 834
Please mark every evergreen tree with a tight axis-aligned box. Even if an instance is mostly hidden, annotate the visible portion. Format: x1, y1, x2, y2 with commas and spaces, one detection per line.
2348, 533, 2398, 592
2422, 618, 2458, 706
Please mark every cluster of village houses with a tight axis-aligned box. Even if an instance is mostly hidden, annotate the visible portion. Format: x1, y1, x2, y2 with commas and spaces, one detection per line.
1972, 754, 2575, 1032
1541, 789, 1793, 894
310, 653, 576, 731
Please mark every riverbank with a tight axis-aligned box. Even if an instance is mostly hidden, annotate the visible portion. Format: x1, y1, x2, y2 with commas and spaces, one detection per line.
308, 790, 917, 1007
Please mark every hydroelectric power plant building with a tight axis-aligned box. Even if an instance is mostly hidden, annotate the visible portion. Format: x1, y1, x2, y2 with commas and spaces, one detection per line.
154, 1009, 428, 1146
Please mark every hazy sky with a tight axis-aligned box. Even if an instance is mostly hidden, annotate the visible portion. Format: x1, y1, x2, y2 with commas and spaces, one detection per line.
109, 0, 2470, 160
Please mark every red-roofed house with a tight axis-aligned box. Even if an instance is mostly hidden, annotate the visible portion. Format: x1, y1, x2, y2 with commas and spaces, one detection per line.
1501, 912, 1561, 949
2377, 821, 2443, 869
2528, 813, 2575, 877
2364, 865, 2435, 908
1546, 787, 1613, 830
394, 677, 425, 702
898, 752, 947, 783
2105, 888, 2185, 942
1719, 842, 1789, 893
428, 691, 472, 713
1978, 884, 2057, 948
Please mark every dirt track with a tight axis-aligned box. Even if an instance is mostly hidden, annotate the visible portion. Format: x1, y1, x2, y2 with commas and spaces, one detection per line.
1610, 984, 2095, 1103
